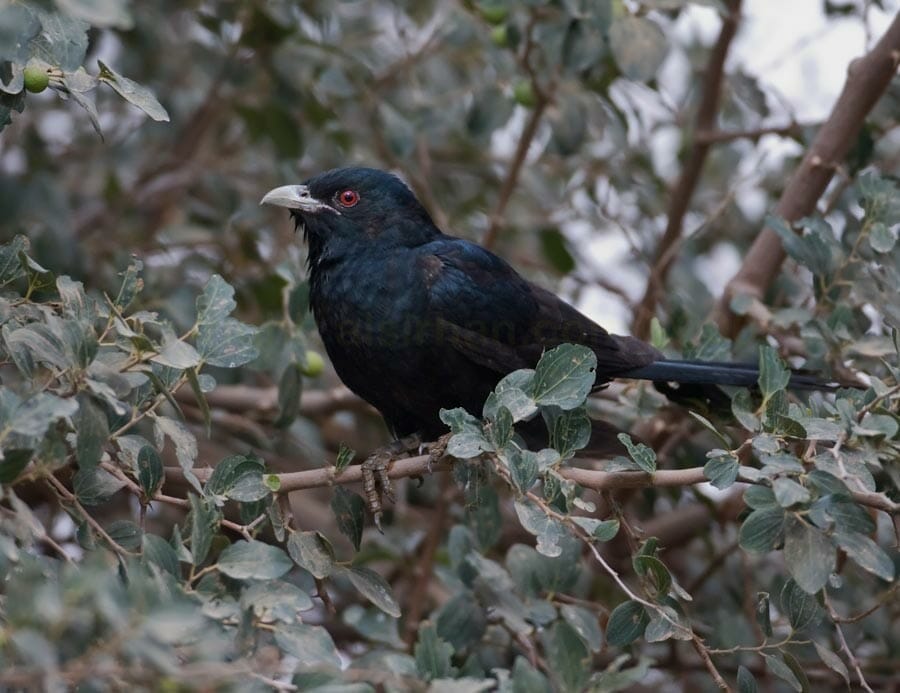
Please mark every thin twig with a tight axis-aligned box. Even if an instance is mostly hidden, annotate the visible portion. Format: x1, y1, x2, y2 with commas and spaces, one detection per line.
824, 592, 876, 693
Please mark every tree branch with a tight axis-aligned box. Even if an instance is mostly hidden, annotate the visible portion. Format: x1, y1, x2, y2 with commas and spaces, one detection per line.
631, 0, 743, 339
162, 458, 899, 515
715, 12, 900, 337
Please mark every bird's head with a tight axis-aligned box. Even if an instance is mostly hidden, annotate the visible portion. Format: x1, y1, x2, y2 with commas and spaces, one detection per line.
261, 167, 438, 265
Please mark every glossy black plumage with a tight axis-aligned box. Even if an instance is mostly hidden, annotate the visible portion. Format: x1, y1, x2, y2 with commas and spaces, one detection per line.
261, 168, 826, 443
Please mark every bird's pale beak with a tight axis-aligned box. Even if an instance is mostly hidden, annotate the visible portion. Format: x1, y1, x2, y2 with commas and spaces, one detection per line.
260, 184, 338, 214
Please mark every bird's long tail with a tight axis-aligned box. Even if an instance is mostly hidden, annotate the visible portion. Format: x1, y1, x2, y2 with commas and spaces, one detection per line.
621, 359, 838, 390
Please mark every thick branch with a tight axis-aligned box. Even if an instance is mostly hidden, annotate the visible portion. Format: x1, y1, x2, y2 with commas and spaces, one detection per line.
631, 0, 742, 340
715, 12, 900, 337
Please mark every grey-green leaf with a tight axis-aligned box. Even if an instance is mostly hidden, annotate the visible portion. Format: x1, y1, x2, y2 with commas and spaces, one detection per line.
833, 530, 895, 581
606, 600, 649, 647
783, 516, 834, 593
217, 539, 293, 580
287, 530, 335, 579
98, 60, 169, 121
531, 344, 596, 410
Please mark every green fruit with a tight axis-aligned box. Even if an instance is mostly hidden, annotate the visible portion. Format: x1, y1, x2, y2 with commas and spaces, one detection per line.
490, 25, 509, 47
300, 350, 325, 377
513, 80, 536, 108
478, 3, 508, 25
23, 65, 49, 93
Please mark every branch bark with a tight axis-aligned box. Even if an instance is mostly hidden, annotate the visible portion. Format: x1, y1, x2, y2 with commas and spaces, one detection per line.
163, 458, 900, 515
715, 11, 900, 337
631, 0, 742, 340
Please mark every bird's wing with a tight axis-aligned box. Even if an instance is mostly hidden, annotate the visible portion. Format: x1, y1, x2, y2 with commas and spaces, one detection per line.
418, 238, 659, 380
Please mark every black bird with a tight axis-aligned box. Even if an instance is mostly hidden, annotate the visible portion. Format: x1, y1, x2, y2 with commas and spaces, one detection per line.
261, 167, 828, 447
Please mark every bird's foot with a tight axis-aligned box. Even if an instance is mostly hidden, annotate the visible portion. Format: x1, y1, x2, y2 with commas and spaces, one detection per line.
362, 434, 423, 532
423, 432, 452, 473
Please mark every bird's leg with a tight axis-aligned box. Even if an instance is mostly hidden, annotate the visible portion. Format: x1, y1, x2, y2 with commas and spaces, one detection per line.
362, 433, 423, 532
422, 432, 452, 472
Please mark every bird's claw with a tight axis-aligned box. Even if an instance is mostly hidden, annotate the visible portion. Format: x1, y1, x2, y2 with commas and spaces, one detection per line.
425, 432, 452, 473
362, 434, 423, 533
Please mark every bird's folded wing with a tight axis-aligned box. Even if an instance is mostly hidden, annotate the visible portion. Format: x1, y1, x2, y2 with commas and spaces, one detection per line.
419, 239, 659, 381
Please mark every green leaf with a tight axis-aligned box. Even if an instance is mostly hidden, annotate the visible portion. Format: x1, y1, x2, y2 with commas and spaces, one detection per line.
188, 493, 220, 565
731, 389, 760, 431
217, 539, 293, 580
241, 579, 314, 621
808, 494, 875, 534
544, 405, 591, 459
142, 533, 179, 576
334, 443, 355, 474
97, 60, 169, 121
72, 466, 125, 505
773, 477, 811, 507
467, 484, 502, 550
739, 506, 785, 553
106, 519, 142, 551
541, 619, 590, 692
112, 258, 143, 309
560, 604, 603, 652
414, 622, 455, 681
768, 215, 835, 276
813, 642, 849, 685
609, 16, 668, 82
633, 554, 672, 597
440, 407, 482, 433
783, 516, 835, 593
606, 600, 649, 647
737, 665, 758, 693
531, 344, 596, 410
0, 449, 33, 484
205, 454, 264, 498
343, 604, 404, 648
833, 530, 895, 581
704, 453, 739, 489
274, 623, 341, 671
0, 390, 78, 439
0, 235, 28, 285
274, 364, 302, 428
763, 654, 802, 692
511, 656, 551, 693
31, 9, 89, 71
571, 517, 620, 542
73, 395, 108, 470
226, 470, 271, 503
539, 228, 576, 273
447, 430, 491, 458
287, 530, 335, 579
436, 591, 487, 651
486, 405, 513, 448
196, 274, 237, 324
868, 222, 896, 253
484, 369, 538, 421
331, 487, 365, 551
514, 498, 568, 557
780, 579, 821, 631
507, 447, 539, 493
616, 433, 656, 473
197, 318, 259, 368
755, 592, 772, 637
758, 345, 790, 399
137, 445, 163, 499
154, 415, 201, 494
744, 485, 777, 509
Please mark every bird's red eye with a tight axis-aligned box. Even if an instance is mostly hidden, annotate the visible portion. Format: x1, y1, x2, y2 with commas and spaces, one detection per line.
337, 190, 359, 207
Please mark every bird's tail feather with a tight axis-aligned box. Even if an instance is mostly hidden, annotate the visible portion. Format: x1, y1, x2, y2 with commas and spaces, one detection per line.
621, 359, 837, 390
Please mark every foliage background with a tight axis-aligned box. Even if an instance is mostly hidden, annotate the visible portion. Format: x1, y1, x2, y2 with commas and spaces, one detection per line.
0, 0, 899, 691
